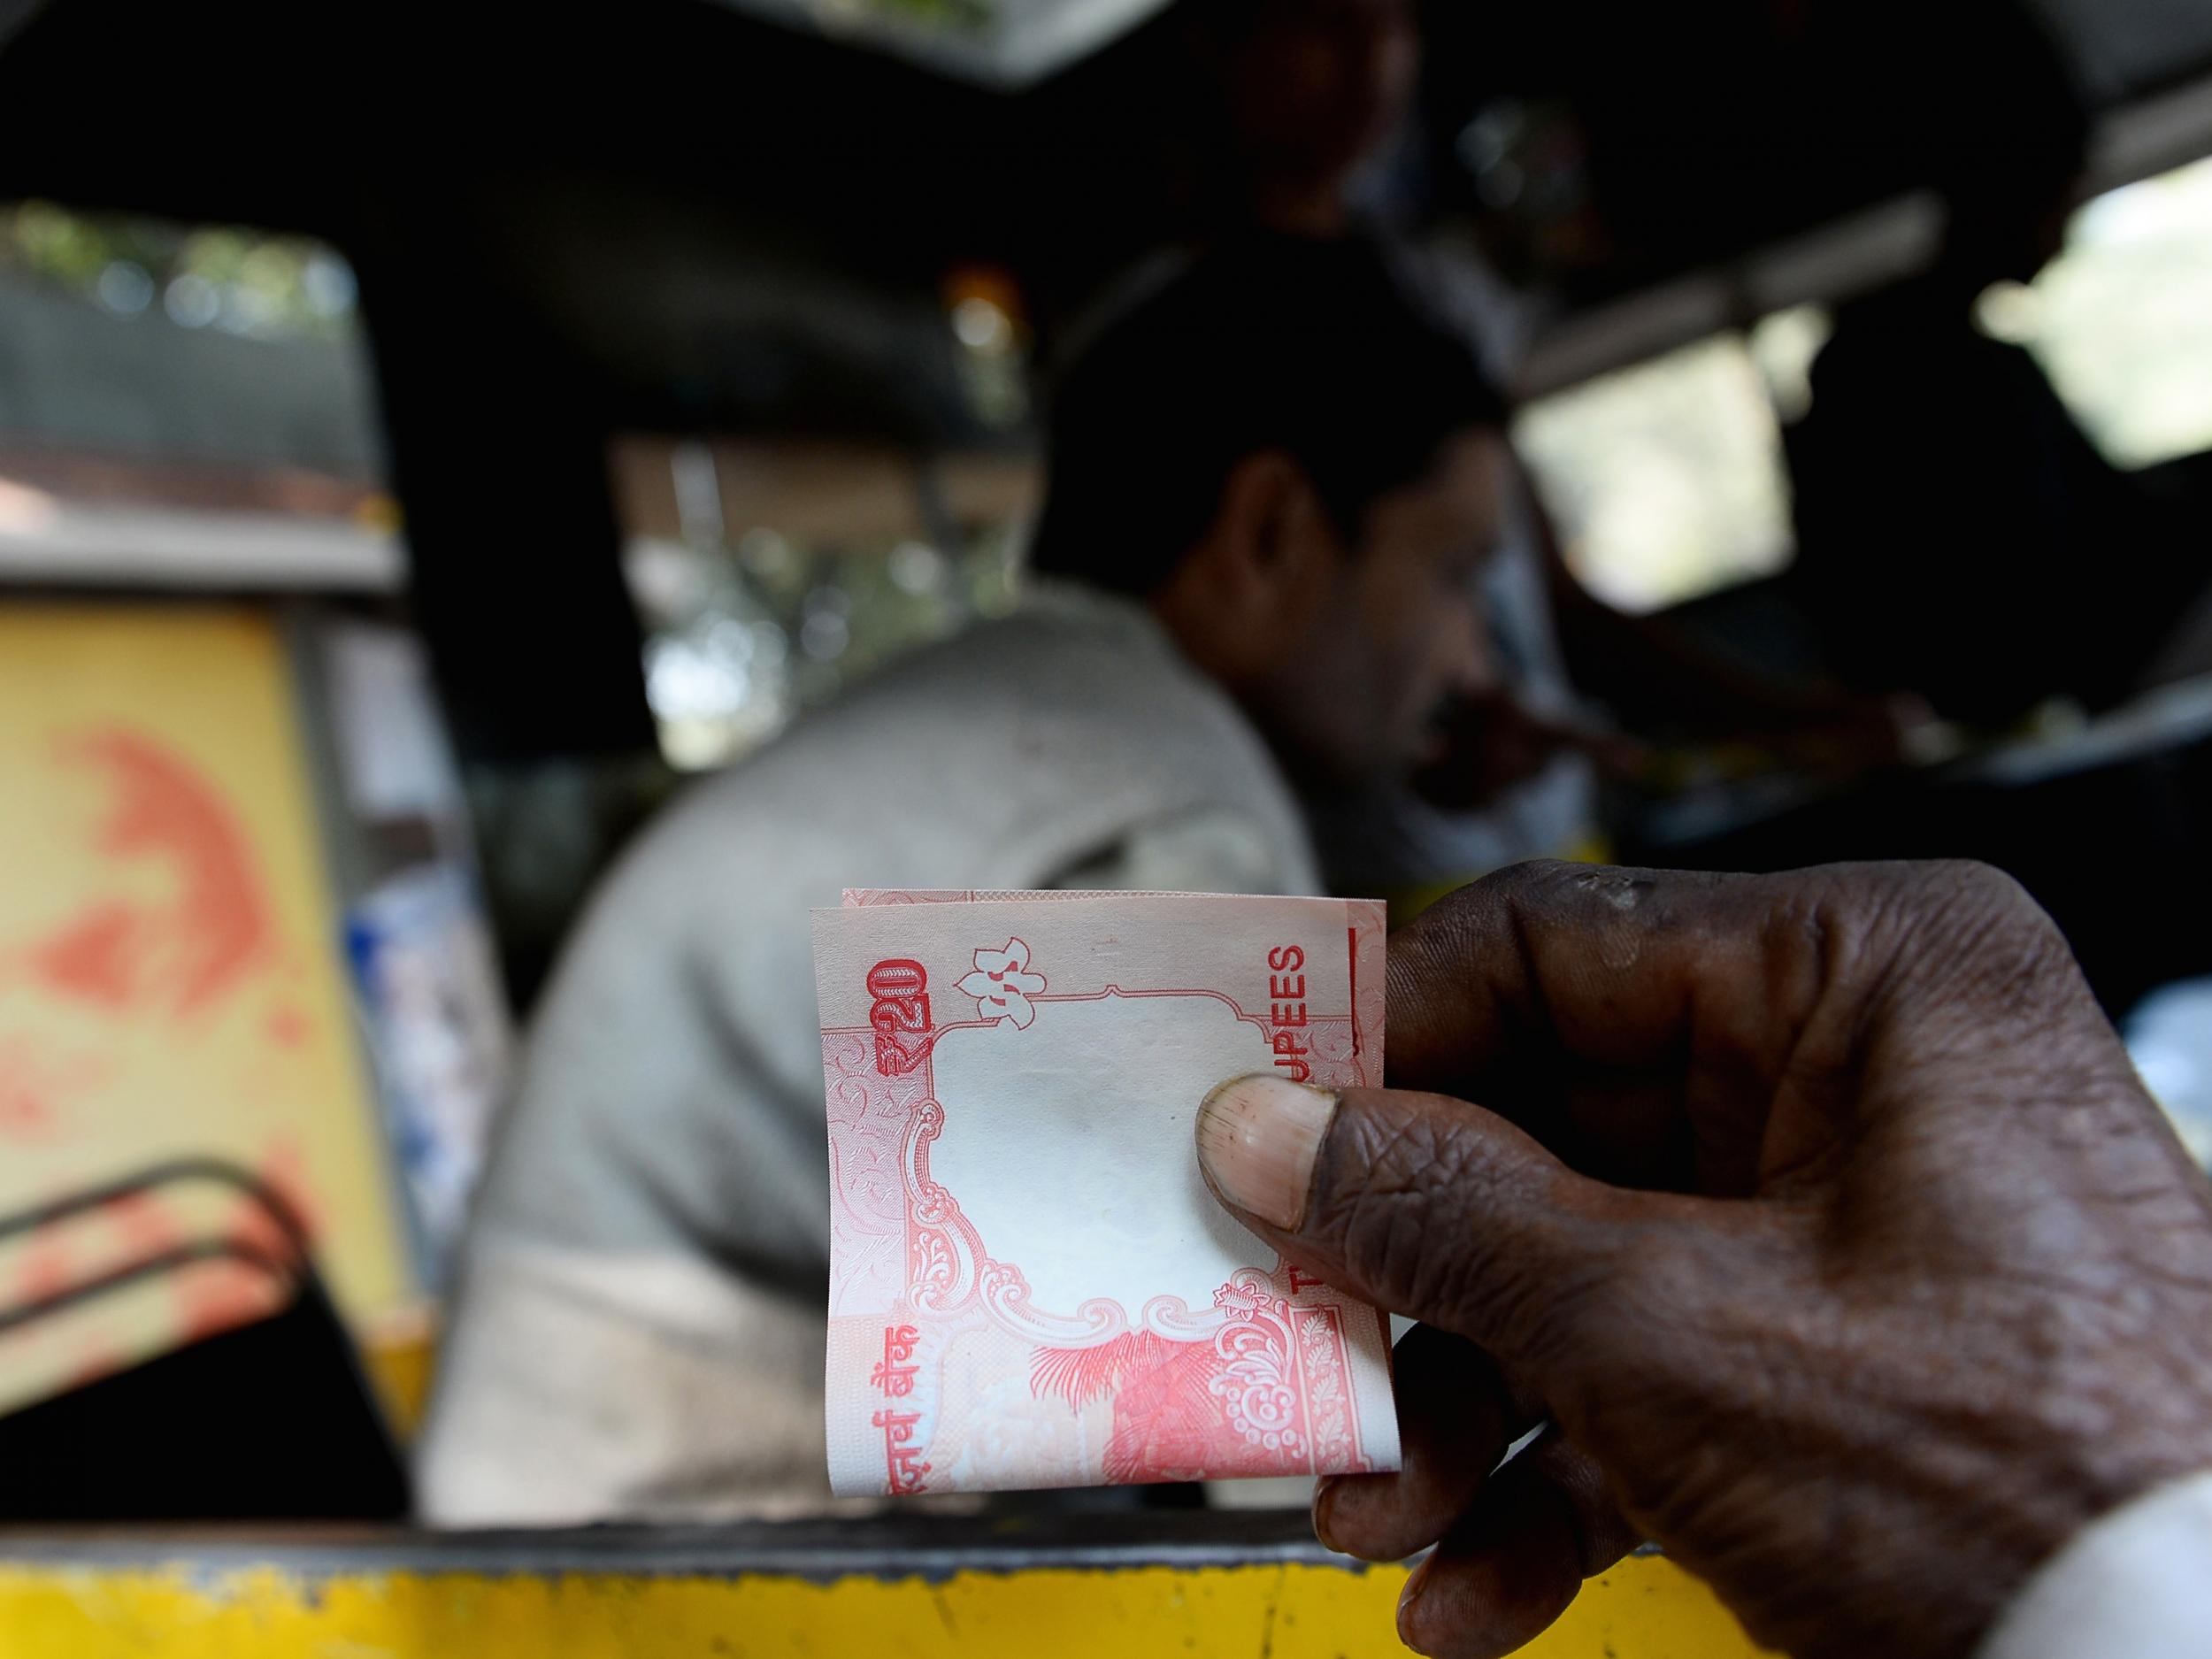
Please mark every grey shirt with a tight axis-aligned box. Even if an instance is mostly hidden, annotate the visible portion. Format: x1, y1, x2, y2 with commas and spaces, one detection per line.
419, 588, 1319, 1522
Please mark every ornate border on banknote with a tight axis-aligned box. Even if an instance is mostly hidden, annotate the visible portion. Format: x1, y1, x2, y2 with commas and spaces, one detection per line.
819, 894, 1394, 1496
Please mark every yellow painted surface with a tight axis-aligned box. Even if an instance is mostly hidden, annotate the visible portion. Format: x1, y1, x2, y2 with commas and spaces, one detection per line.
0, 605, 411, 1413
0, 1553, 1770, 1658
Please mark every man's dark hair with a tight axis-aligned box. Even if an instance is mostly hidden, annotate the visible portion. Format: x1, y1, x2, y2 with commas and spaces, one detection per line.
1030, 235, 1507, 597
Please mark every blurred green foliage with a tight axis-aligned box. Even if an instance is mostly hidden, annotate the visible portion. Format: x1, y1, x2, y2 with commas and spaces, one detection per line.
846, 0, 998, 34
0, 199, 357, 338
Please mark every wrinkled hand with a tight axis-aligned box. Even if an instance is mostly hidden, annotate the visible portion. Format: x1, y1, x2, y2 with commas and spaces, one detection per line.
1194, 861, 2212, 1659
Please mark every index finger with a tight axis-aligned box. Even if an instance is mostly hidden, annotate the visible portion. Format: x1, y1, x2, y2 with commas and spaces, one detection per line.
1380, 861, 2012, 1194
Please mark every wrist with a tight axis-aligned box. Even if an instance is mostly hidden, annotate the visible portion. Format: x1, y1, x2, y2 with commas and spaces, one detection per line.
1978, 1470, 2212, 1659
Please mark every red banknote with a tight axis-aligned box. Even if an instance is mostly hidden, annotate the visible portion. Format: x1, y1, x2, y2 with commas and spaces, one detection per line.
812, 890, 1401, 1498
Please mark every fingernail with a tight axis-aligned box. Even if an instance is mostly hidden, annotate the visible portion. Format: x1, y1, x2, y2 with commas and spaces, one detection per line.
1397, 1557, 1432, 1655
1312, 1475, 1341, 1553
1195, 1073, 1337, 1231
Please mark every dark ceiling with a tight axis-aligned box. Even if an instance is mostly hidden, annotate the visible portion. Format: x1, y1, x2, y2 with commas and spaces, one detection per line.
4, 0, 2208, 433
1, 0, 2207, 757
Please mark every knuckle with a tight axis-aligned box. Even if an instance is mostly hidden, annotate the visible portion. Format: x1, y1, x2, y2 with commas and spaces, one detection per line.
1522, 1440, 1640, 1575
1769, 860, 2080, 1027
1902, 860, 2055, 949
1477, 857, 1581, 902
1389, 861, 1570, 965
1314, 1106, 1458, 1307
1318, 1096, 1609, 1361
1872, 860, 2084, 1015
1870, 859, 2052, 948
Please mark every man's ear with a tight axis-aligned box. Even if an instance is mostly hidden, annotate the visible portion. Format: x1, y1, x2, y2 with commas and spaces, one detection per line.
1155, 451, 1340, 686
1210, 450, 1333, 599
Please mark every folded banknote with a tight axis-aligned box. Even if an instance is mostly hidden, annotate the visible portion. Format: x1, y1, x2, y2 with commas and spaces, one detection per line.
811, 889, 1401, 1498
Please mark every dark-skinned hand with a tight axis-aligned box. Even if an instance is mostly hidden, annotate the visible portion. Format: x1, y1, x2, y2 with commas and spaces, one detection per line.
1194, 860, 2212, 1659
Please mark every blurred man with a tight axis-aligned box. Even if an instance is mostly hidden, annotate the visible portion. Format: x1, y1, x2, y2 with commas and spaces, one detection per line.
1186, 0, 1423, 237
1172, 0, 1613, 911
417, 237, 1513, 1522
1189, 0, 1909, 914
1788, 10, 2210, 726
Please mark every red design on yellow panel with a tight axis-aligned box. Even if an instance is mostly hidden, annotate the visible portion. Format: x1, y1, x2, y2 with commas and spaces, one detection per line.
0, 607, 413, 1417
27, 728, 272, 1019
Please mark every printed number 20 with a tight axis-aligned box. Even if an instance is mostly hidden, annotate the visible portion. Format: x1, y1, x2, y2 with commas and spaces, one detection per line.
868, 960, 931, 1077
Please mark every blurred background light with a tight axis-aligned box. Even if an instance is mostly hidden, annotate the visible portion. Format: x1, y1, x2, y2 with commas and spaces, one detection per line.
1515, 329, 1798, 616
162, 272, 218, 327
1513, 150, 2212, 618
612, 438, 1040, 772
710, 0, 1173, 86
2029, 153, 2212, 469
94, 259, 152, 314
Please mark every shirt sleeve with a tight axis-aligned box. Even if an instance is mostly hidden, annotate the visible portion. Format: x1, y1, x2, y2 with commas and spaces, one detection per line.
1978, 1470, 2212, 1659
1047, 807, 1321, 897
